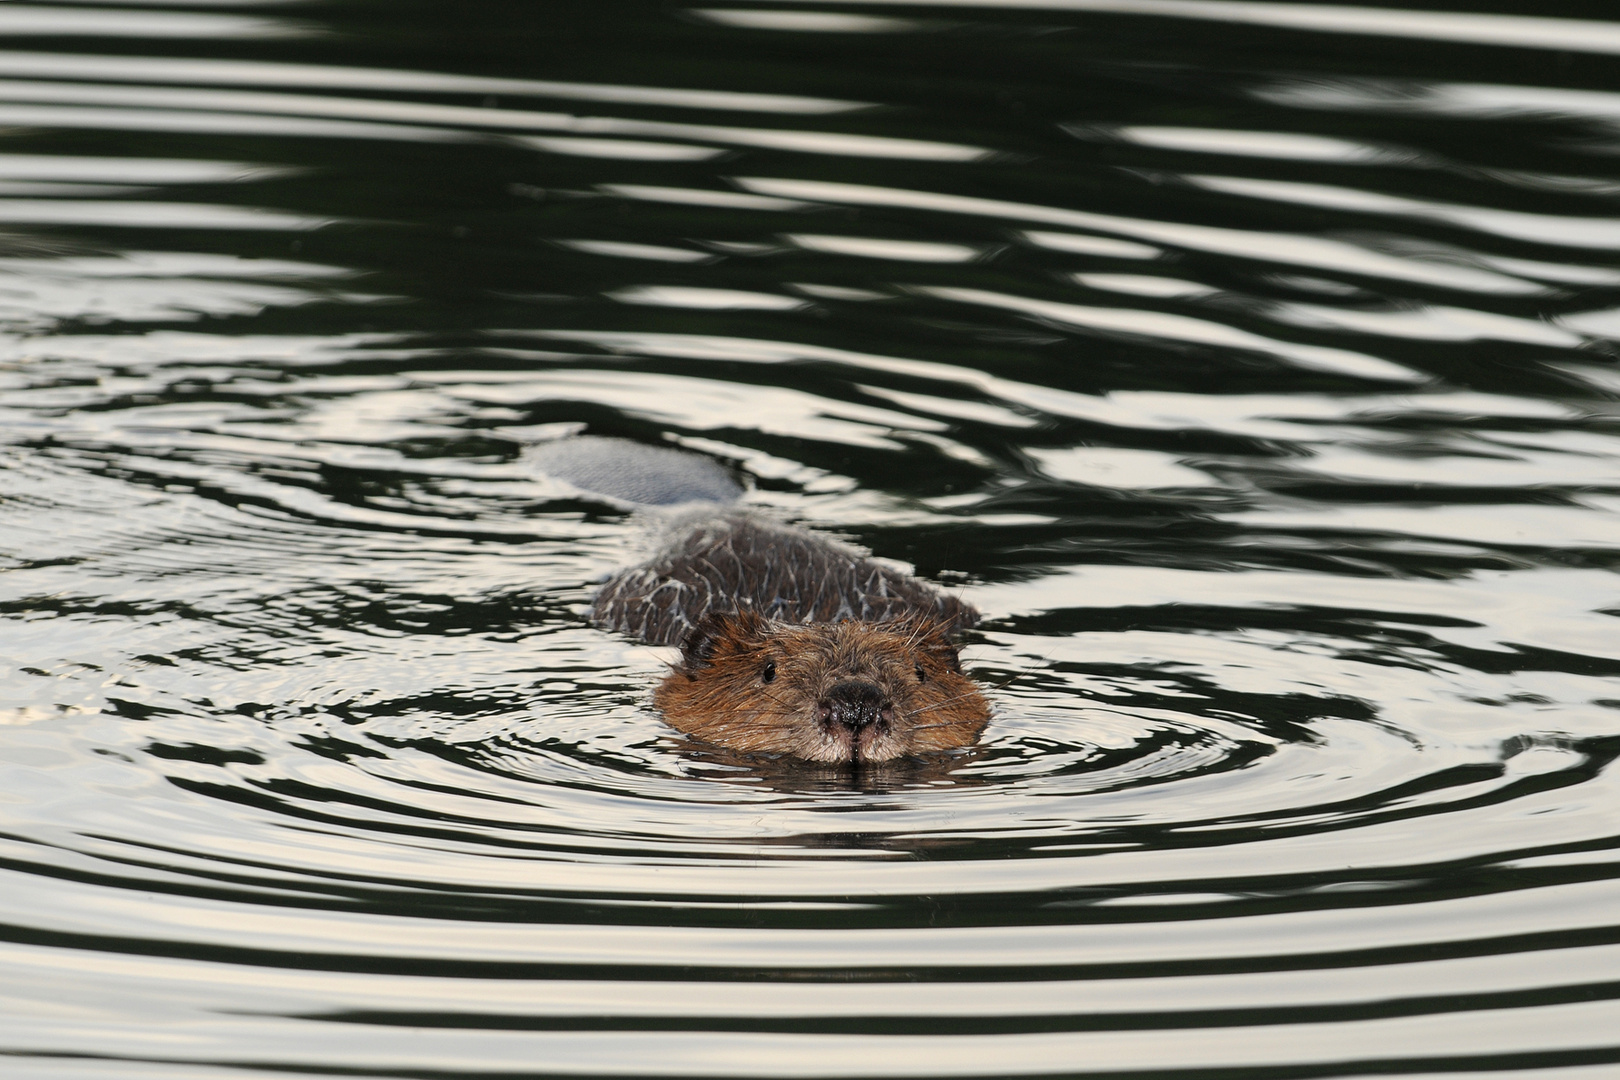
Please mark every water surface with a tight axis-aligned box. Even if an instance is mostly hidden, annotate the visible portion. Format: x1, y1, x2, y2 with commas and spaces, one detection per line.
3, 1, 1620, 1077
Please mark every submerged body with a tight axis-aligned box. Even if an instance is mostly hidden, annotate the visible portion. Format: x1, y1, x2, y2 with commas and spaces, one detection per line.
591, 511, 989, 764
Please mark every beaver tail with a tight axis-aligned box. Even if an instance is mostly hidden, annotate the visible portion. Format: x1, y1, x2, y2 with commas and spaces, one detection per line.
531, 436, 744, 507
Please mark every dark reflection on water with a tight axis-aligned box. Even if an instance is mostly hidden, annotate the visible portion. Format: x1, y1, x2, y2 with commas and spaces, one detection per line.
4, 0, 1620, 1077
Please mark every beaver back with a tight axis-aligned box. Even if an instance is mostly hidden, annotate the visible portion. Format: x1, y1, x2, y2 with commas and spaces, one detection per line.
591, 512, 978, 647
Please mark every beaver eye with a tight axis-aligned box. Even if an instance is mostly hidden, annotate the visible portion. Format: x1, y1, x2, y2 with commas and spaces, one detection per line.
761, 660, 776, 683
915, 663, 927, 683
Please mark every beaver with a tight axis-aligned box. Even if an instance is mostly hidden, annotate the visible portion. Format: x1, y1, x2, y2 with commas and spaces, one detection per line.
531, 435, 989, 763
589, 508, 991, 765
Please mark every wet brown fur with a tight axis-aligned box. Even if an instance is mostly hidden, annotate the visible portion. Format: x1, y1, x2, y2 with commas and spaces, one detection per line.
592, 511, 989, 764
592, 512, 977, 648
653, 610, 990, 764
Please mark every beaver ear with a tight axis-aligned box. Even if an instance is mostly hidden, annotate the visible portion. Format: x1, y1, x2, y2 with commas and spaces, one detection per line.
728, 605, 767, 638
677, 615, 724, 678
677, 608, 767, 678
909, 617, 964, 673
925, 638, 964, 674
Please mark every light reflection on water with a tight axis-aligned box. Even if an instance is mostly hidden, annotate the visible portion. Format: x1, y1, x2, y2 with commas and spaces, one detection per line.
2, 0, 1620, 1077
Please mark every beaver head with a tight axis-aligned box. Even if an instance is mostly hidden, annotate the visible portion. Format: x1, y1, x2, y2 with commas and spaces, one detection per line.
653, 610, 990, 764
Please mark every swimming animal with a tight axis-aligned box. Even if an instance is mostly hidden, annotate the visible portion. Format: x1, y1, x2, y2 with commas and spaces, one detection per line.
541, 436, 990, 763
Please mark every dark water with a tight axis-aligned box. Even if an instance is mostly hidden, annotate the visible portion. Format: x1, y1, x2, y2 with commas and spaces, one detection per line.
4, 1, 1620, 1076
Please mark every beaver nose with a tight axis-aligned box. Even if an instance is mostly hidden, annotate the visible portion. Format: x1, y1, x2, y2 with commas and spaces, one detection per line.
818, 681, 893, 732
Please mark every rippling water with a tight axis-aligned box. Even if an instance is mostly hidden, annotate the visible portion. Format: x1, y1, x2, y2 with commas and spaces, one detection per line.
4, 1, 1620, 1076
